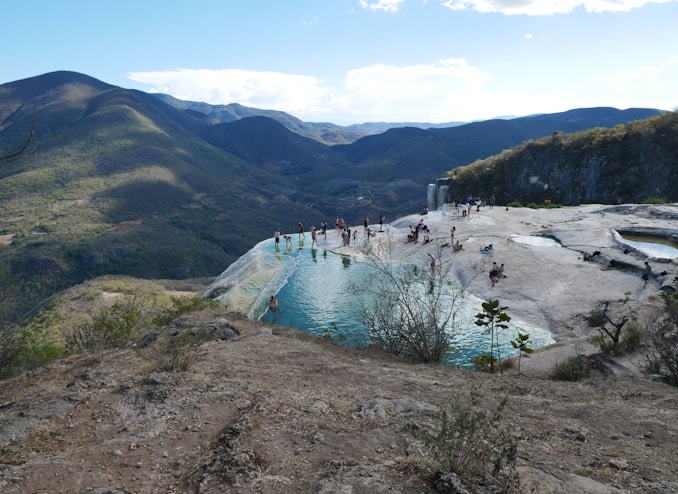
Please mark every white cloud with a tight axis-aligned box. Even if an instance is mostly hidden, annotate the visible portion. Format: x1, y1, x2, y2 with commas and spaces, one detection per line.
126, 53, 677, 124
359, 0, 406, 13
301, 16, 319, 26
127, 61, 497, 124
599, 56, 678, 109
127, 68, 329, 116
440, 0, 675, 15
338, 59, 492, 121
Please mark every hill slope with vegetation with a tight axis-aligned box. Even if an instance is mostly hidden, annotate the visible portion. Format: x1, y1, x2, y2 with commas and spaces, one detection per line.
0, 72, 319, 321
446, 111, 678, 206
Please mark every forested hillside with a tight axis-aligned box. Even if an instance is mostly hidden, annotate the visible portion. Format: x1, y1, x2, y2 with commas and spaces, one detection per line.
447, 111, 678, 206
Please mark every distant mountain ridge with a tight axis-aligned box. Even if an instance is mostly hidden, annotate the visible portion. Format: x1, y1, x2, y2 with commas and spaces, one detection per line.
153, 93, 466, 145
0, 70, 669, 323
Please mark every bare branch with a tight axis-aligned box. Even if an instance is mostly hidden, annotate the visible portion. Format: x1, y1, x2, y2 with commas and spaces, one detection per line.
0, 107, 37, 161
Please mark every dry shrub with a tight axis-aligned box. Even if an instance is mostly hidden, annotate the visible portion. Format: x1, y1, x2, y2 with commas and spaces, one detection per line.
145, 332, 207, 372
408, 385, 519, 491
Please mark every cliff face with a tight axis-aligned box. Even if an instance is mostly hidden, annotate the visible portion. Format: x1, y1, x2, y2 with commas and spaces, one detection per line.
448, 111, 678, 206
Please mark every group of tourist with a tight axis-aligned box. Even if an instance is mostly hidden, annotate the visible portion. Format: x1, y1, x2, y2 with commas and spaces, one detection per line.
449, 193, 497, 218
406, 218, 433, 244
268, 213, 389, 317
414, 215, 505, 289
274, 219, 331, 251
269, 204, 518, 322
274, 214, 388, 252
273, 228, 293, 249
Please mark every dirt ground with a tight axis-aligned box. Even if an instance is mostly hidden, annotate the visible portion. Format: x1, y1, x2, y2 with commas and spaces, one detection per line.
1, 308, 677, 494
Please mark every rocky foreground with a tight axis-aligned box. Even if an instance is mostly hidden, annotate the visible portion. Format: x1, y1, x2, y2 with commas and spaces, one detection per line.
1, 204, 678, 493
0, 309, 677, 494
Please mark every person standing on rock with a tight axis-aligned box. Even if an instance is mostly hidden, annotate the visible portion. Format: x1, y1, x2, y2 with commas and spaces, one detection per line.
379, 214, 385, 232
297, 221, 305, 239
268, 294, 278, 312
266, 295, 279, 323
643, 261, 652, 288
428, 253, 436, 275
311, 225, 317, 248
490, 262, 500, 287
274, 228, 281, 249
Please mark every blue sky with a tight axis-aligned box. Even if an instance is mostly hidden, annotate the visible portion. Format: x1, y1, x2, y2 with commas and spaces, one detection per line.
2, 0, 677, 124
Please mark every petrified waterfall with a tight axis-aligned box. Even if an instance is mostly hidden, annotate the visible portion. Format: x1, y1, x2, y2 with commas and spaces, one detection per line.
427, 184, 437, 211
427, 178, 454, 211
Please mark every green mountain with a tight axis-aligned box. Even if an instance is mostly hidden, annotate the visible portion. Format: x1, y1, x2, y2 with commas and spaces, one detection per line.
0, 72, 320, 320
0, 71, 669, 323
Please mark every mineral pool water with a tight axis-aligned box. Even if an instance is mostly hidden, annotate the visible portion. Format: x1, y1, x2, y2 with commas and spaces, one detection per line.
204, 236, 555, 369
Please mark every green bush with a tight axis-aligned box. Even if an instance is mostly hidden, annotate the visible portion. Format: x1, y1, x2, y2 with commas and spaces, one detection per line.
641, 196, 667, 204
409, 386, 519, 490
507, 201, 523, 208
473, 353, 497, 373
0, 327, 63, 379
588, 333, 616, 354
550, 355, 590, 381
14, 343, 62, 373
586, 294, 637, 355
621, 322, 645, 353
153, 295, 219, 326
0, 326, 30, 378
644, 291, 678, 385
523, 202, 562, 209
63, 293, 153, 353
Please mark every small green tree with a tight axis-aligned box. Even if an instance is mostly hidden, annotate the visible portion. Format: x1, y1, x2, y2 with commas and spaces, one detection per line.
475, 300, 511, 374
510, 332, 533, 373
